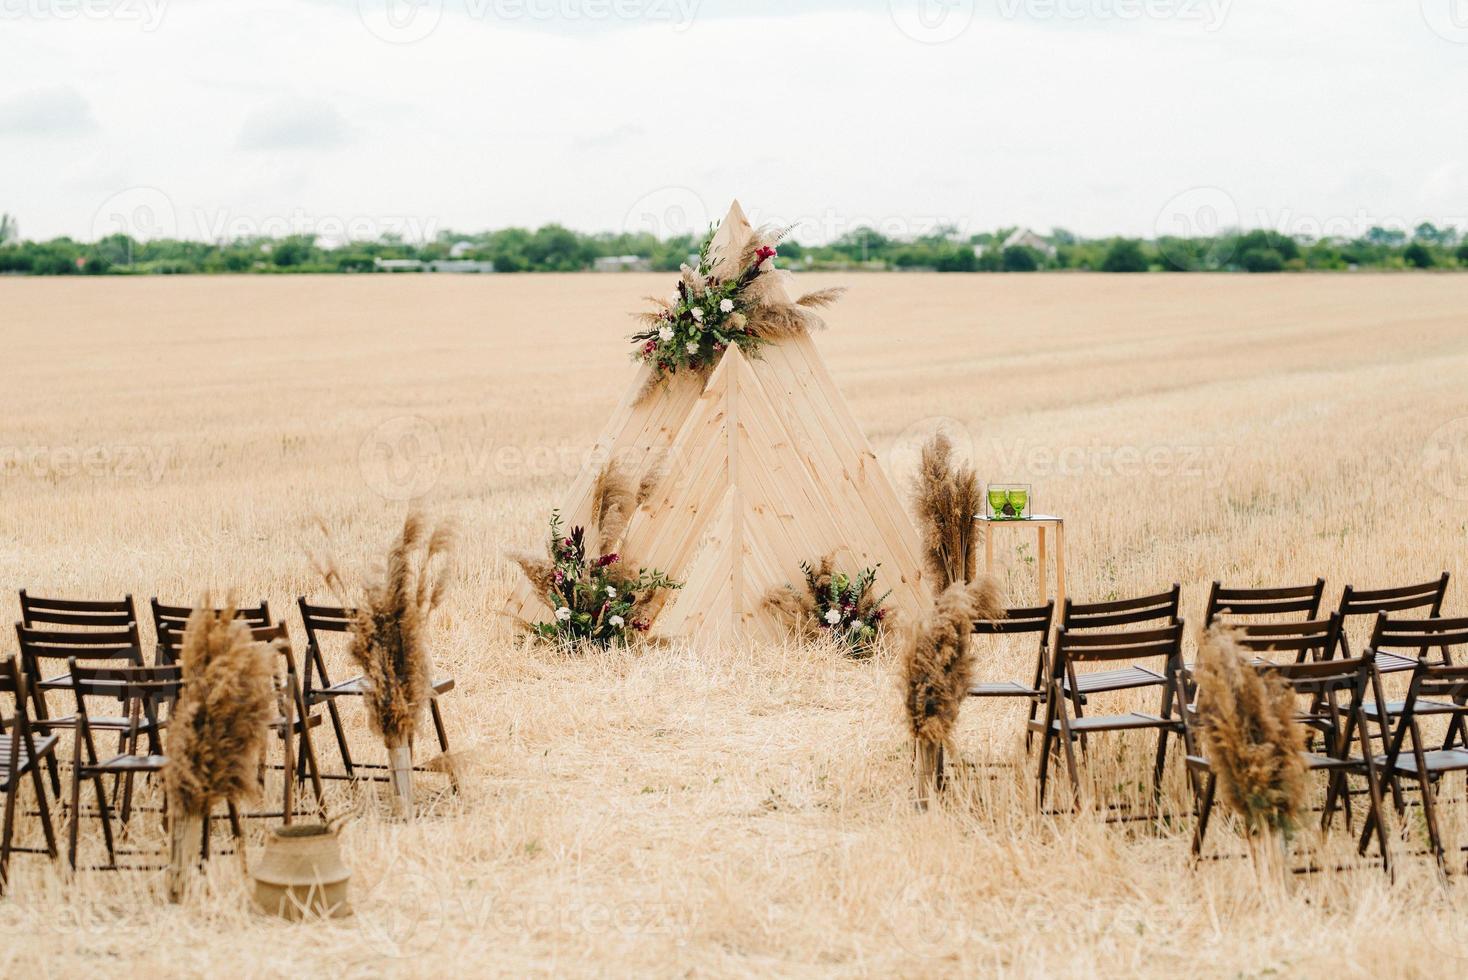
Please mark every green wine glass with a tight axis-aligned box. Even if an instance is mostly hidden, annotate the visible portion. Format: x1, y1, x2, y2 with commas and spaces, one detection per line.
1006, 487, 1028, 519
987, 487, 1008, 519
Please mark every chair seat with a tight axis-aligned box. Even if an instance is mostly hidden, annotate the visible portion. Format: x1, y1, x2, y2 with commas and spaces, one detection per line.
1032, 712, 1175, 734
1362, 698, 1460, 721
969, 680, 1041, 698
1380, 749, 1468, 775
86, 753, 168, 774
35, 714, 165, 733
317, 675, 455, 698
1063, 666, 1165, 696
0, 734, 59, 786
1303, 752, 1365, 771
269, 713, 323, 734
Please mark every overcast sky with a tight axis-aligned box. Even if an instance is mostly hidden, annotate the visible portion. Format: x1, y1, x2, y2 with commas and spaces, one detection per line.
2, 0, 1465, 244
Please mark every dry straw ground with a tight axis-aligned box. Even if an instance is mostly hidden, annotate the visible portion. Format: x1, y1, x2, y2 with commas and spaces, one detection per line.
1, 273, 1467, 977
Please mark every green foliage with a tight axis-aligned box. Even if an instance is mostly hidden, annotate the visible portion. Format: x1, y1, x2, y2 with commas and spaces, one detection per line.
1239, 247, 1284, 273
1100, 239, 1149, 273
1001, 245, 1040, 272
1403, 241, 1434, 269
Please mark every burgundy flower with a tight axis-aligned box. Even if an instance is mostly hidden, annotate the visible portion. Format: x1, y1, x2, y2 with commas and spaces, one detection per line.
632, 619, 650, 632
553, 569, 565, 585
755, 245, 777, 261
596, 553, 619, 567
643, 340, 656, 355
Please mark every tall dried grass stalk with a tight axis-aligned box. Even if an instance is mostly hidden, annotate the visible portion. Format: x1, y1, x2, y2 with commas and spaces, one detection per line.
591, 461, 637, 556
1195, 628, 1308, 845
164, 601, 276, 819
315, 512, 455, 750
911, 433, 981, 593
902, 577, 1004, 746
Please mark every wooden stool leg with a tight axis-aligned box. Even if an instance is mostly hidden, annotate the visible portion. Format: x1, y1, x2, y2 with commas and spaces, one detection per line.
1037, 525, 1048, 605
983, 522, 993, 578
1055, 522, 1066, 612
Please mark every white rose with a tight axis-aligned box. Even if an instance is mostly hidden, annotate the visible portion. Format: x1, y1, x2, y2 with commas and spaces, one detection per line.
609, 614, 625, 628
719, 298, 734, 313
605, 586, 617, 597
690, 307, 704, 321
685, 341, 699, 354
657, 325, 674, 342
824, 608, 842, 626
555, 607, 572, 622
850, 620, 864, 632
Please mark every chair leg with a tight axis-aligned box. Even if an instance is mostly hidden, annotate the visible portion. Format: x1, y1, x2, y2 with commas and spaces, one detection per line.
1421, 774, 1447, 873
92, 773, 116, 869
325, 698, 356, 779
1192, 773, 1217, 859
0, 783, 16, 895
429, 698, 457, 793
29, 760, 57, 859
66, 768, 82, 870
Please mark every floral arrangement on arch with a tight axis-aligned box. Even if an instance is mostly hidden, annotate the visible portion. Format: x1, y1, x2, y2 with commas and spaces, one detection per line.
766, 555, 892, 657
510, 462, 679, 648
631, 222, 844, 385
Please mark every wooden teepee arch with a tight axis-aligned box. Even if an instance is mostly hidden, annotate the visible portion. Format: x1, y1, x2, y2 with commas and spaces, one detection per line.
505, 201, 930, 641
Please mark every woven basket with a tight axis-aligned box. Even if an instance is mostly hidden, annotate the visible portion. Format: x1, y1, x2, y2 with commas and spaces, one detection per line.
252, 824, 352, 920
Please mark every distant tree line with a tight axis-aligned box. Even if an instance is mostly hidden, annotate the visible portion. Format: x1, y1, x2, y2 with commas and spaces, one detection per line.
1, 213, 1465, 275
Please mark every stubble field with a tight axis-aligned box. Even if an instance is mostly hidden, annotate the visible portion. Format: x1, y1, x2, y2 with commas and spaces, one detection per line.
1, 272, 1467, 978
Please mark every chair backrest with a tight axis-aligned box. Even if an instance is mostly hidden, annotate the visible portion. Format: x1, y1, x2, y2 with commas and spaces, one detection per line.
1367, 614, 1468, 665
973, 602, 1053, 636
1061, 585, 1180, 631
19, 590, 137, 630
1055, 622, 1185, 664
67, 661, 184, 703
1203, 579, 1324, 627
1252, 653, 1377, 757
0, 657, 46, 767
298, 598, 355, 641
1226, 614, 1342, 664
15, 624, 146, 674
150, 598, 272, 637
1337, 573, 1449, 620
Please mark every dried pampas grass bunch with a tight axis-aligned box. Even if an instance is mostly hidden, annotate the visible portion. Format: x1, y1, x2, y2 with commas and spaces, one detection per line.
1195, 628, 1308, 843
316, 512, 455, 749
902, 577, 1005, 747
912, 432, 982, 593
164, 602, 277, 818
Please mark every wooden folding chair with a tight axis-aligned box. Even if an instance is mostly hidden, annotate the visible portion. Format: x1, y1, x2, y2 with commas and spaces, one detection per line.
1335, 573, 1450, 659
1203, 578, 1325, 627
1184, 652, 1392, 871
150, 599, 272, 665
19, 591, 138, 631
244, 622, 326, 824
14, 624, 149, 797
1366, 659, 1468, 873
1056, 585, 1180, 727
1032, 621, 1186, 812
1227, 615, 1342, 665
63, 660, 207, 871
967, 602, 1055, 753
0, 657, 58, 892
298, 598, 457, 792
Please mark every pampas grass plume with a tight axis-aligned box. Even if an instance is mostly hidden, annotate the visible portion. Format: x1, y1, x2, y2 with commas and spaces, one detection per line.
902, 577, 1005, 746
912, 432, 982, 593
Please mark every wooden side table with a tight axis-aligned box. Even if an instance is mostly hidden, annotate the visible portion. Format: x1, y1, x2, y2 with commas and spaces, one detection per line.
976, 515, 1066, 611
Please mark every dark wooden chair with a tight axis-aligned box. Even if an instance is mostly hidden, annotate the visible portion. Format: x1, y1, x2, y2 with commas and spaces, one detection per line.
14, 624, 150, 796
298, 599, 457, 792
19, 591, 138, 631
149, 599, 272, 665
0, 657, 58, 892
1335, 573, 1450, 662
1226, 615, 1343, 665
1184, 652, 1391, 871
968, 602, 1055, 753
1055, 586, 1180, 728
63, 660, 200, 871
1203, 578, 1325, 627
1031, 621, 1186, 811
1365, 658, 1468, 872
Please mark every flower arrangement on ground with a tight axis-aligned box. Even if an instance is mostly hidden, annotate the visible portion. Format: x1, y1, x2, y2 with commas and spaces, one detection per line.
766, 554, 892, 657
511, 461, 680, 647
631, 221, 843, 386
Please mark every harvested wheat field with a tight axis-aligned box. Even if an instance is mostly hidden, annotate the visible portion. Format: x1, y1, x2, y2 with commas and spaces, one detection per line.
1, 272, 1467, 978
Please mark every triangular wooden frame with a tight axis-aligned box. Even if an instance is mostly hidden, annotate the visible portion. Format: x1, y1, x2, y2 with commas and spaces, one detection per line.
505, 201, 930, 642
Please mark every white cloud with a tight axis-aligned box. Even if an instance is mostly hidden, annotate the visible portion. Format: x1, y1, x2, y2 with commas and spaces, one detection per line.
238, 98, 356, 150
0, 85, 98, 137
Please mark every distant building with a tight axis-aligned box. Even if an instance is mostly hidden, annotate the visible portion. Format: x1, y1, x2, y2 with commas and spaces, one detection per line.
594, 255, 653, 273
374, 257, 495, 274
974, 228, 1057, 259
448, 241, 476, 258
